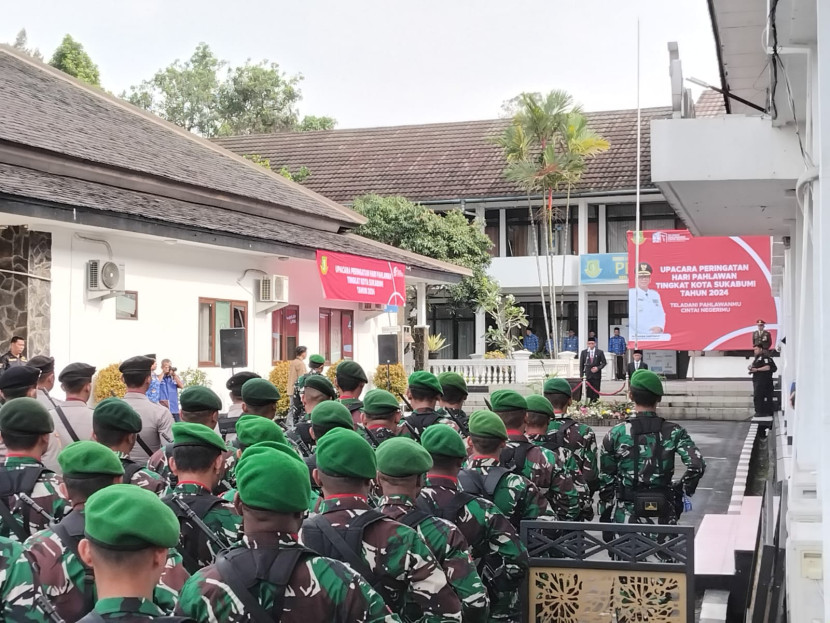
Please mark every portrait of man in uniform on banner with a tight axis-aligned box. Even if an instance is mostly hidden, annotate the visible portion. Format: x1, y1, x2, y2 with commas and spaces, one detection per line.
629, 262, 669, 339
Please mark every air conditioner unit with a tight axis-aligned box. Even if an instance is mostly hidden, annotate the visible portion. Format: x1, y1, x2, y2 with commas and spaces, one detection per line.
86, 260, 125, 300
359, 302, 386, 313
257, 275, 288, 303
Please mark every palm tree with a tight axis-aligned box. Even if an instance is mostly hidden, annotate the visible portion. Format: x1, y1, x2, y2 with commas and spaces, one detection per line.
496, 91, 609, 357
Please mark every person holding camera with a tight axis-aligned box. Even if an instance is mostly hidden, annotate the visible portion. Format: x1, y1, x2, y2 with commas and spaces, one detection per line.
158, 358, 184, 421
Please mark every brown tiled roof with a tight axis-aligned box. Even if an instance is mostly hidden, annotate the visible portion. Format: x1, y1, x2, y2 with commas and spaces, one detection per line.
0, 46, 362, 228
214, 106, 672, 204
695, 89, 727, 118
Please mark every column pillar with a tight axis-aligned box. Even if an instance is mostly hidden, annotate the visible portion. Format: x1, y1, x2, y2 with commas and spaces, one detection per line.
598, 204, 607, 253
578, 199, 589, 255
499, 209, 507, 257
474, 308, 486, 356
416, 281, 427, 327
578, 286, 588, 356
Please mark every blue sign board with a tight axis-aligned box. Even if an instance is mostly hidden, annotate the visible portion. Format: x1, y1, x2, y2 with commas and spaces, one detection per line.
580, 253, 628, 284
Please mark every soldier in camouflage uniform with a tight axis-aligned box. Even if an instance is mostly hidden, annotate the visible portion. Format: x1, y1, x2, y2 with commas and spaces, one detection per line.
360, 389, 401, 447
0, 535, 51, 622
162, 423, 242, 573
301, 428, 462, 621
376, 437, 488, 622
25, 442, 185, 621
92, 398, 166, 495
334, 360, 369, 424
0, 398, 68, 541
400, 371, 454, 440
286, 375, 337, 457
490, 390, 591, 521
418, 425, 528, 622
176, 442, 398, 622
146, 386, 235, 494
460, 411, 548, 528
435, 372, 469, 436
74, 484, 186, 622
598, 370, 706, 526
544, 377, 599, 491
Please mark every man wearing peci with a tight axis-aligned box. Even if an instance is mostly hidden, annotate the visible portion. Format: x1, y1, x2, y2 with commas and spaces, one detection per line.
579, 337, 607, 402
626, 350, 649, 378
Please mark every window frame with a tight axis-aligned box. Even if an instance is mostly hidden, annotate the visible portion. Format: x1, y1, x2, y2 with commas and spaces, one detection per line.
198, 297, 248, 367
271, 305, 300, 365
318, 307, 354, 364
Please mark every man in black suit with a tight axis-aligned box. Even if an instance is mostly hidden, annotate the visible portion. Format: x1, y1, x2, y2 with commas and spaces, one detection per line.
626, 349, 649, 377
579, 337, 607, 402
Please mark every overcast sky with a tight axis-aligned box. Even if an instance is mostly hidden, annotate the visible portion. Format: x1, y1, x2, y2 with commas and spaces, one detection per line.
2, 1, 719, 128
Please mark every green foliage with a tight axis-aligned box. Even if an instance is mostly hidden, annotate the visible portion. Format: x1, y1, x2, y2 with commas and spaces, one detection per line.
49, 34, 100, 87
124, 43, 335, 138
242, 154, 311, 183
372, 363, 407, 397
11, 29, 43, 60
93, 363, 126, 404
484, 350, 507, 359
479, 278, 528, 356
426, 333, 449, 353
268, 361, 292, 416
180, 367, 211, 388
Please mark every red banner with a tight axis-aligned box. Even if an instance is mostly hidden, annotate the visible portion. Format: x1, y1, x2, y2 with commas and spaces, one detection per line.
627, 231, 777, 350
316, 250, 406, 306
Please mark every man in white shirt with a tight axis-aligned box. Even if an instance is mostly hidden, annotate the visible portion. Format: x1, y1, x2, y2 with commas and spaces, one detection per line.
629, 262, 666, 336
626, 350, 649, 377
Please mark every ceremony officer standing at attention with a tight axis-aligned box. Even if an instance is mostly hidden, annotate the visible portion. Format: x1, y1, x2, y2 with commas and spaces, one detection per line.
579, 337, 607, 402
752, 319, 772, 351
626, 350, 648, 377
120, 356, 174, 463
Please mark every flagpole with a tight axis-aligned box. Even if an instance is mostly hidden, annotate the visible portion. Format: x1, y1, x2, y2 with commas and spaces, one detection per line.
634, 17, 642, 352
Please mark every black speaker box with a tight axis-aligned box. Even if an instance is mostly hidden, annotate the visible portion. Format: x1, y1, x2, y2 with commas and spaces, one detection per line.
219, 328, 247, 369
378, 334, 398, 365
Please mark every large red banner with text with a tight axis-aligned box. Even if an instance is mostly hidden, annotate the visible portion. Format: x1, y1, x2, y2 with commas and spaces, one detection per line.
627, 231, 777, 350
316, 250, 406, 306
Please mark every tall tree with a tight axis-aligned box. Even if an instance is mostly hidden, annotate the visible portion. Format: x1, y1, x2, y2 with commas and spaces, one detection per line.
298, 115, 337, 131
12, 29, 43, 60
49, 34, 100, 86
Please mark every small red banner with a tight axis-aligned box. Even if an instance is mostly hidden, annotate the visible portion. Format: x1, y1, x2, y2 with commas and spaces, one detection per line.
316, 250, 406, 306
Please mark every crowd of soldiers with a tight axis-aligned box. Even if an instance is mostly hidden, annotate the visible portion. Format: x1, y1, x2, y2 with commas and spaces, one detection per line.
0, 351, 706, 622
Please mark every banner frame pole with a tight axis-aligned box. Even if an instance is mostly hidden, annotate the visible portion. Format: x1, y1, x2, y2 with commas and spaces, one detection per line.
634, 17, 642, 351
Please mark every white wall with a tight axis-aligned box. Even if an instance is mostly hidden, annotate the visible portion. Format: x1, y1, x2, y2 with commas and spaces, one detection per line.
43, 225, 394, 408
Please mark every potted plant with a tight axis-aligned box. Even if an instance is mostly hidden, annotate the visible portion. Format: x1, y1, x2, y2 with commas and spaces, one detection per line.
426, 333, 450, 359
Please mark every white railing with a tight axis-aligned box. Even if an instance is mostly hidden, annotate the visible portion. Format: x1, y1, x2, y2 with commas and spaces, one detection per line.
427, 358, 517, 385
528, 358, 582, 382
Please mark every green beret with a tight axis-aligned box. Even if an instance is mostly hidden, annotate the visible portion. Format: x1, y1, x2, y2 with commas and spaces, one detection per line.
336, 360, 368, 383
0, 398, 53, 435
543, 377, 573, 397
93, 398, 141, 433
490, 389, 527, 412
420, 425, 467, 458
630, 369, 664, 397
408, 370, 442, 396
309, 354, 326, 366
316, 428, 376, 479
376, 437, 433, 477
172, 422, 227, 453
526, 395, 554, 417
59, 441, 124, 478
304, 375, 337, 400
438, 372, 468, 396
362, 389, 400, 416
236, 446, 310, 513
310, 401, 354, 430
179, 386, 222, 412
235, 415, 286, 448
242, 378, 281, 406
246, 440, 303, 463
468, 410, 508, 440
85, 484, 179, 549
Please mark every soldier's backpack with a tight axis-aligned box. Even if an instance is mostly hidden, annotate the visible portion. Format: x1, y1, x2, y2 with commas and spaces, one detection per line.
52, 510, 96, 616
414, 492, 487, 557
302, 510, 407, 608
620, 416, 678, 520
214, 546, 316, 623
82, 615, 194, 623
162, 494, 227, 573
402, 411, 443, 440
120, 459, 145, 485
498, 441, 532, 475
544, 418, 579, 452
457, 467, 523, 529
0, 465, 45, 541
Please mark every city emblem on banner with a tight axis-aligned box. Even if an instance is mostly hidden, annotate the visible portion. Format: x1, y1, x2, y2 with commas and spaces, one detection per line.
631, 231, 645, 245
319, 254, 329, 275
584, 258, 602, 279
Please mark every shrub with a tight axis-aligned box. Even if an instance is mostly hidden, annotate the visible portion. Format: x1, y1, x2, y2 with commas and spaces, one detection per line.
373, 363, 407, 397
180, 367, 211, 388
268, 361, 292, 416
326, 359, 344, 384
484, 350, 507, 359
93, 363, 126, 404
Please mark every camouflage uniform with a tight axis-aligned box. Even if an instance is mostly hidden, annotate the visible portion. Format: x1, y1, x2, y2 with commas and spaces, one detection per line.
360, 424, 398, 448
399, 410, 454, 440
0, 456, 68, 541
77, 597, 170, 621
598, 412, 706, 524
434, 407, 469, 436
165, 482, 242, 570
0, 535, 50, 622
175, 532, 400, 623
285, 419, 315, 458
299, 495, 462, 621
461, 457, 548, 526
146, 445, 236, 494
25, 510, 189, 621
418, 475, 528, 622
546, 415, 599, 490
115, 451, 166, 496
377, 494, 489, 622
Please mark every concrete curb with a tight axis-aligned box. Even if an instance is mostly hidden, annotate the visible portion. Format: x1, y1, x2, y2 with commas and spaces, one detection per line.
728, 423, 758, 514
700, 589, 729, 623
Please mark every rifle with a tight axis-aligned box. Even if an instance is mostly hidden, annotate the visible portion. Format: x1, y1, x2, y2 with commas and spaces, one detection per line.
484, 397, 493, 411
19, 492, 55, 525
36, 593, 65, 623
444, 408, 469, 437
170, 494, 230, 553
360, 424, 381, 448
293, 435, 313, 458
397, 393, 414, 413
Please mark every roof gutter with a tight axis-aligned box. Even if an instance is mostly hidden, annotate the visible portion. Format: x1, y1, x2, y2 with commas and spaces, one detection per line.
707, 0, 732, 114
376, 187, 663, 208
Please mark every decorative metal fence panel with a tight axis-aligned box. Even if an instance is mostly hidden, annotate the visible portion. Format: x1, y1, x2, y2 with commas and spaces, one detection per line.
521, 521, 695, 623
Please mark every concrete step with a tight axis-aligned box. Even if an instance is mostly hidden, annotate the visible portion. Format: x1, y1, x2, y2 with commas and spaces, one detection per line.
660, 407, 754, 421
